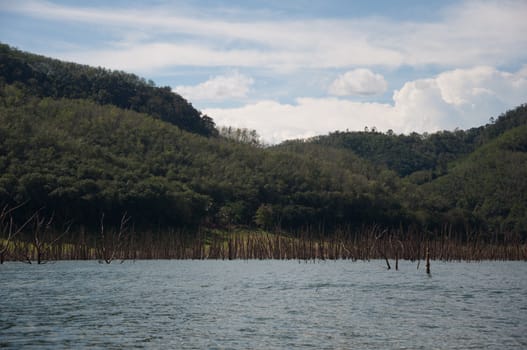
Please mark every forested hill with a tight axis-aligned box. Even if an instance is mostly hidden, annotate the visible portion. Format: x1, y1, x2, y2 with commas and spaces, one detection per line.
423, 124, 527, 233
0, 43, 216, 137
276, 105, 527, 233
290, 105, 527, 177
0, 44, 526, 237
0, 85, 397, 231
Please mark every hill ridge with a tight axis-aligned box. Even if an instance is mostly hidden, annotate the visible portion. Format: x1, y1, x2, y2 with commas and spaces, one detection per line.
0, 43, 217, 137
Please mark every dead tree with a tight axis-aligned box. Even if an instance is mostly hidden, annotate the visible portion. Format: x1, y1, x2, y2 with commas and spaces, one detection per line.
395, 239, 404, 271
29, 212, 68, 264
97, 213, 131, 264
0, 203, 36, 263
370, 226, 391, 269
425, 245, 431, 275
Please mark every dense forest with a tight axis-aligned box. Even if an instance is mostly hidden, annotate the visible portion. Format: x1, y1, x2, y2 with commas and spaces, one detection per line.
1, 43, 526, 243
0, 43, 216, 137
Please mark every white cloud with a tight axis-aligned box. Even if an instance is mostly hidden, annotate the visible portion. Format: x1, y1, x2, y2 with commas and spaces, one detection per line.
174, 72, 253, 102
55, 41, 400, 74
435, 66, 526, 106
393, 66, 527, 132
5, 1, 527, 71
205, 98, 394, 144
4, 1, 526, 144
328, 69, 387, 96
392, 78, 458, 133
206, 66, 527, 143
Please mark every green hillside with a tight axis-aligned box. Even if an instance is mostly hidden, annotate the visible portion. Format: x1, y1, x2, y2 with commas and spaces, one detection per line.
280, 105, 527, 234
0, 43, 216, 137
0, 85, 405, 231
0, 44, 526, 238
300, 105, 527, 177
423, 125, 527, 233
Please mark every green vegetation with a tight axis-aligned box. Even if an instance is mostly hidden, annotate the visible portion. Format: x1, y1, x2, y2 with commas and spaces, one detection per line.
0, 43, 526, 259
423, 124, 527, 234
0, 43, 217, 137
0, 85, 400, 232
298, 106, 527, 177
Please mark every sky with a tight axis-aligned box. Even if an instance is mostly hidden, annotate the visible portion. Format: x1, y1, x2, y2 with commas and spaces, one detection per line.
1, 0, 526, 143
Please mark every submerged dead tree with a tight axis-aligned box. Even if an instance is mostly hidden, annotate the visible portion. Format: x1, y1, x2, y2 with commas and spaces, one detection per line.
28, 212, 69, 264
96, 213, 131, 264
2, 207, 526, 263
425, 245, 431, 275
370, 226, 391, 269
0, 204, 37, 264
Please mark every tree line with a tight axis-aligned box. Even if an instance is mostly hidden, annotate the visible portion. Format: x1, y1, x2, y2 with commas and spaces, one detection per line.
0, 43, 526, 242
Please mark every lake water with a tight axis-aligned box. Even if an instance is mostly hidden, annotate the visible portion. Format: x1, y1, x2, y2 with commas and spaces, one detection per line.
1, 260, 526, 349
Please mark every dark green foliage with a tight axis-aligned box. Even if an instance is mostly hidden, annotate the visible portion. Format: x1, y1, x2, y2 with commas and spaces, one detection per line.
473, 105, 527, 145
423, 125, 527, 234
304, 105, 527, 177
1, 83, 525, 234
0, 43, 217, 137
0, 85, 408, 231
1, 44, 526, 237
274, 105, 527, 234
0, 88, 206, 228
303, 130, 472, 177
219, 126, 262, 147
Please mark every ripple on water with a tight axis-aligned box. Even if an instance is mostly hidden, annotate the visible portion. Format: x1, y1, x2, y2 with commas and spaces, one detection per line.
0, 260, 526, 349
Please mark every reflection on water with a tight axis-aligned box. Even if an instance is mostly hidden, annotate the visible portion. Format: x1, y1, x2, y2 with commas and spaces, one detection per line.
1, 260, 526, 349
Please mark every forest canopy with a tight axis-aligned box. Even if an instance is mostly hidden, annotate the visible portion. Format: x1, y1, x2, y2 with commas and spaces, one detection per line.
1, 43, 526, 237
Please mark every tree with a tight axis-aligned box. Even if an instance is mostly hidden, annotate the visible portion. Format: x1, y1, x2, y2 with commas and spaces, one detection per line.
254, 204, 274, 230
0, 203, 35, 263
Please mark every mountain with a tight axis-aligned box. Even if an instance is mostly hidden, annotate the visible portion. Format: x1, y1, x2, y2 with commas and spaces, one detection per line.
0, 44, 526, 237
278, 105, 527, 233
0, 43, 216, 137
423, 124, 527, 234
296, 104, 527, 178
0, 85, 403, 231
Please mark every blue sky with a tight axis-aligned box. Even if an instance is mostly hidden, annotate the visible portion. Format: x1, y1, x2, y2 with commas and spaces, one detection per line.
1, 0, 526, 143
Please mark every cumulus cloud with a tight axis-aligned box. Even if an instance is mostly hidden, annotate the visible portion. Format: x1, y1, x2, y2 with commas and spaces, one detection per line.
174, 72, 253, 102
393, 66, 527, 132
328, 69, 387, 96
205, 99, 394, 144
206, 66, 527, 143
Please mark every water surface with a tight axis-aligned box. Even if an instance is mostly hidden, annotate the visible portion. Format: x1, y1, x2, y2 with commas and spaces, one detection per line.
1, 260, 526, 349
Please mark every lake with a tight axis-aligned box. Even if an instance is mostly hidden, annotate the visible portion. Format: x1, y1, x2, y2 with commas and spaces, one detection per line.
1, 260, 526, 349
